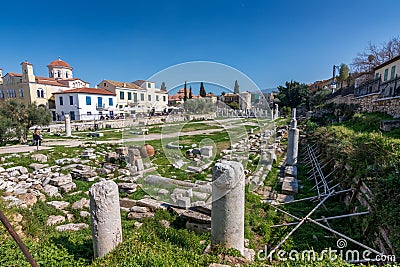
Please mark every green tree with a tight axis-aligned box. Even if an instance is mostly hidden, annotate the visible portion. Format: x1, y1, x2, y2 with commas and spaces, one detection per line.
0, 116, 15, 145
199, 82, 206, 97
310, 88, 331, 108
189, 86, 193, 99
228, 101, 239, 110
183, 81, 187, 102
338, 64, 350, 88
183, 99, 213, 114
276, 81, 309, 108
234, 80, 239, 94
0, 100, 51, 143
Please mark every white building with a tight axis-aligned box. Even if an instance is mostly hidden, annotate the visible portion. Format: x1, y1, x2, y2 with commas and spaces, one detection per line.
98, 79, 168, 116
54, 88, 116, 121
239, 91, 252, 110
0, 58, 90, 120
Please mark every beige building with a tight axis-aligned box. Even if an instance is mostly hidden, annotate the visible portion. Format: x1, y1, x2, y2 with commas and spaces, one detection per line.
374, 54, 400, 82
98, 79, 168, 116
0, 58, 89, 120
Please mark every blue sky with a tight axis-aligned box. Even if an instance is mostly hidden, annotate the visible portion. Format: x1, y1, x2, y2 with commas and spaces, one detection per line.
1, 0, 400, 94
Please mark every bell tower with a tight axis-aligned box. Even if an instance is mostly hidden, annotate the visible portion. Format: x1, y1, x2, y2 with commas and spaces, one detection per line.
47, 57, 73, 80
21, 61, 35, 83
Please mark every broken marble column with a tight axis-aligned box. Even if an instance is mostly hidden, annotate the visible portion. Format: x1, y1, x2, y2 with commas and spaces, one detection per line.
286, 108, 299, 166
211, 161, 245, 255
274, 103, 279, 120
65, 114, 71, 137
89, 180, 122, 259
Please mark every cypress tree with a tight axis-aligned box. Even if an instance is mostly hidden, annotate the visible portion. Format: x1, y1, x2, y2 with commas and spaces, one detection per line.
189, 86, 193, 99
234, 80, 239, 94
183, 81, 188, 102
199, 82, 206, 97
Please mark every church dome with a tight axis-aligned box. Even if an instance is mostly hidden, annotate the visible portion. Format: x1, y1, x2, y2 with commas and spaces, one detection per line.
47, 58, 72, 69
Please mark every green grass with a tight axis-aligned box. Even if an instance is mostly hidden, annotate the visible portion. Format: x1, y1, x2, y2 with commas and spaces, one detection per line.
0, 117, 378, 266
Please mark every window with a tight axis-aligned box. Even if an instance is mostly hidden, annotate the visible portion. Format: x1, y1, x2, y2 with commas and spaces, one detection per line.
128, 92, 132, 100
147, 83, 151, 88
59, 96, 63, 105
134, 93, 138, 102
109, 98, 113, 106
87, 111, 92, 115
19, 89, 24, 97
390, 65, 396, 80
120, 91, 124, 100
375, 73, 380, 80
97, 97, 103, 108
69, 95, 74, 105
57, 70, 61, 78
163, 95, 166, 102
66, 72, 69, 78
70, 111, 75, 120
104, 83, 106, 86
11, 89, 16, 98
36, 88, 44, 98
156, 95, 159, 101
141, 93, 144, 101
148, 95, 151, 101
86, 96, 91, 105
119, 105, 123, 109
384, 68, 389, 81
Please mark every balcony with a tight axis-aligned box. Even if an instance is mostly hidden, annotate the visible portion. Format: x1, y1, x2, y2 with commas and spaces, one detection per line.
96, 104, 107, 111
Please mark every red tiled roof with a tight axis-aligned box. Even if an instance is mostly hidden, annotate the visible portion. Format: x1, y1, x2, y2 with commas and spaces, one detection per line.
5, 73, 69, 87
133, 80, 148, 87
168, 95, 182, 100
102, 80, 140, 89
169, 87, 202, 100
47, 59, 72, 68
36, 76, 69, 87
8, 72, 22, 77
59, 78, 90, 84
53, 87, 116, 96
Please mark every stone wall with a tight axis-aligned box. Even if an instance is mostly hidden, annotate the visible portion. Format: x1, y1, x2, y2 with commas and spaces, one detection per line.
328, 94, 400, 118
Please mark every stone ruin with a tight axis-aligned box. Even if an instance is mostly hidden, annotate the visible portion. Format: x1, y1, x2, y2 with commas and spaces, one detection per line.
166, 141, 215, 173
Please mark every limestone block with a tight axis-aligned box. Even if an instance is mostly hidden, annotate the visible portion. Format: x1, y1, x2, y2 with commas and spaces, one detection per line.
47, 215, 66, 226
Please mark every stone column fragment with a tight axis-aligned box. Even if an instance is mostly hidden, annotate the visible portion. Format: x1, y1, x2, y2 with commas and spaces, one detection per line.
65, 114, 71, 137
89, 180, 122, 259
286, 108, 299, 165
211, 161, 245, 255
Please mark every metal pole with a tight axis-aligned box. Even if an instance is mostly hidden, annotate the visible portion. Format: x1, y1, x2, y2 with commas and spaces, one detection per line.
0, 209, 38, 267
271, 190, 335, 253
271, 211, 370, 228
271, 188, 354, 205
308, 218, 383, 256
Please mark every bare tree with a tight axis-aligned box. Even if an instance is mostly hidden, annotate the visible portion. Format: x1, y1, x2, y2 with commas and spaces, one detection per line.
351, 36, 400, 73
